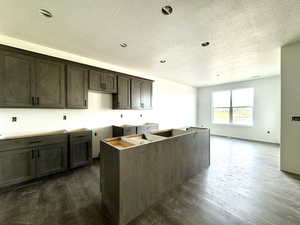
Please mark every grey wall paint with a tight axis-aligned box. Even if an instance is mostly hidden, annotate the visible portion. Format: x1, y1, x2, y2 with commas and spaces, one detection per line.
197, 76, 281, 143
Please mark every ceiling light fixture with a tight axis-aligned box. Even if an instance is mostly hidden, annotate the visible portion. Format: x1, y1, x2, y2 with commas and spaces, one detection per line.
40, 9, 53, 18
120, 43, 128, 48
162, 6, 173, 15
160, 59, 166, 63
201, 42, 210, 47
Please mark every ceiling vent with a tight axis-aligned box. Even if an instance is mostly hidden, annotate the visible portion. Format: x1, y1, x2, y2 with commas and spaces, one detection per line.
162, 6, 173, 15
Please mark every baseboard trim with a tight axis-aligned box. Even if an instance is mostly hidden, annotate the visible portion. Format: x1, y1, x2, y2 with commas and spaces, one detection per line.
211, 134, 280, 145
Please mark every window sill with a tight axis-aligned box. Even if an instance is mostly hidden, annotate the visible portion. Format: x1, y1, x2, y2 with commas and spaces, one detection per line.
212, 122, 253, 127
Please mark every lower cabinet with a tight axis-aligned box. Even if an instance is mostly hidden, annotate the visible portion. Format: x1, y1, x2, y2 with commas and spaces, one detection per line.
69, 131, 92, 169
112, 125, 137, 137
0, 147, 35, 188
0, 134, 68, 189
36, 143, 68, 177
0, 131, 93, 189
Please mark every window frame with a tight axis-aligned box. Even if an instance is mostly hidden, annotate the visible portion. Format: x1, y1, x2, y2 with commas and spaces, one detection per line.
211, 88, 254, 126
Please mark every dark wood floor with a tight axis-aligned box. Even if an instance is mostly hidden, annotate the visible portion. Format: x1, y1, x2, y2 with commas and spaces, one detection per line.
1, 136, 300, 225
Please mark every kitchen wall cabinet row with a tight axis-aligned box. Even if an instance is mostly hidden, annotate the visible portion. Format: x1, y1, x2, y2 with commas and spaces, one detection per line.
0, 130, 92, 190
0, 44, 153, 109
113, 75, 153, 110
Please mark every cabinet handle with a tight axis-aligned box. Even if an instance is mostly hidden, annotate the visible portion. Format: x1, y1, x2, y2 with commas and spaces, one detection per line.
36, 97, 40, 105
84, 100, 87, 106
101, 83, 106, 90
37, 150, 40, 158
32, 97, 35, 105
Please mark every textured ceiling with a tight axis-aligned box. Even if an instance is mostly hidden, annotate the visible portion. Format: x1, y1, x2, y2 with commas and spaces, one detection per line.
0, 0, 298, 87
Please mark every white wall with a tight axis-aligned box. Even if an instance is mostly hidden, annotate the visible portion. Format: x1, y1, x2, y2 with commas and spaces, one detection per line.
0, 35, 197, 157
281, 42, 300, 175
197, 76, 281, 144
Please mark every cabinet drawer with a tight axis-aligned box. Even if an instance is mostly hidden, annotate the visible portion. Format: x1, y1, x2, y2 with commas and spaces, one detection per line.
69, 131, 92, 141
0, 134, 68, 152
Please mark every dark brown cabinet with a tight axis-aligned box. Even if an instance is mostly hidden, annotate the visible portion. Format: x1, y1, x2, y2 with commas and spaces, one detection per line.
0, 48, 66, 108
89, 69, 117, 93
35, 59, 65, 108
66, 64, 88, 109
0, 49, 35, 107
113, 75, 131, 109
131, 78, 143, 109
0, 147, 35, 188
36, 143, 68, 177
131, 78, 153, 110
112, 125, 137, 137
69, 131, 92, 169
0, 44, 154, 110
140, 80, 153, 109
0, 134, 68, 189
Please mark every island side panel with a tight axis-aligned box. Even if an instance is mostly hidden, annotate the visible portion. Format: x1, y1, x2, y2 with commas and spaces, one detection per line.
100, 141, 120, 225
118, 129, 210, 225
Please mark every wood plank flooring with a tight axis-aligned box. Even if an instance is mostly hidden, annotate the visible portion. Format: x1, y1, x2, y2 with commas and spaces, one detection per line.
1, 136, 300, 225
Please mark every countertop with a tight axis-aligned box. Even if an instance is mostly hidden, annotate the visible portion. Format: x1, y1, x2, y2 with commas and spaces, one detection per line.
0, 128, 91, 141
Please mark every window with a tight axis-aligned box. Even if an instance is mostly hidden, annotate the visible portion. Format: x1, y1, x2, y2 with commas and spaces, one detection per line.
212, 88, 254, 125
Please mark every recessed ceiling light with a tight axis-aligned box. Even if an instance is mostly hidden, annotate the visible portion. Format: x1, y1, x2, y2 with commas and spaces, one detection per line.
40, 9, 53, 18
160, 59, 166, 63
120, 43, 128, 48
201, 42, 210, 47
162, 6, 173, 15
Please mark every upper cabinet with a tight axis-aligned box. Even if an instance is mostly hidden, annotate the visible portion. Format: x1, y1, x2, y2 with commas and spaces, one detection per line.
89, 69, 116, 93
0, 49, 35, 108
113, 74, 131, 109
0, 45, 153, 110
114, 75, 153, 110
66, 64, 88, 109
0, 48, 65, 108
140, 80, 153, 109
35, 58, 65, 108
131, 78, 153, 110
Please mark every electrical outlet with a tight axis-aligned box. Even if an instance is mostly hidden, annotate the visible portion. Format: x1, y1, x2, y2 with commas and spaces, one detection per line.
63, 115, 67, 120
12, 117, 17, 122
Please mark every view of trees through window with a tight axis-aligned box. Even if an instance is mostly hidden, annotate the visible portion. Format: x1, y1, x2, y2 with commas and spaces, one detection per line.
212, 88, 254, 125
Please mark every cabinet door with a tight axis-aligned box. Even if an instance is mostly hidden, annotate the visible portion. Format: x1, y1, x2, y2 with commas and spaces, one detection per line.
0, 148, 35, 188
89, 69, 101, 91
0, 49, 35, 107
101, 71, 117, 93
131, 78, 143, 109
36, 143, 68, 177
35, 59, 65, 108
70, 139, 92, 169
66, 64, 88, 108
114, 75, 131, 109
141, 80, 153, 109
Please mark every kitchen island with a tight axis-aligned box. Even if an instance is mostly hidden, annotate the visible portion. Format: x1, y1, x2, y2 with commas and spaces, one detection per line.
100, 127, 210, 225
